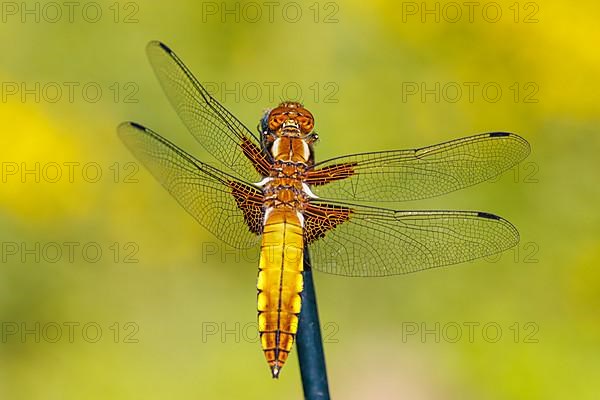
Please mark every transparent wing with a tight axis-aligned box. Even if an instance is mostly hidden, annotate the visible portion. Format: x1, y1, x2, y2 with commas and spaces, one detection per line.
118, 122, 264, 249
146, 41, 269, 182
305, 201, 519, 276
306, 132, 530, 202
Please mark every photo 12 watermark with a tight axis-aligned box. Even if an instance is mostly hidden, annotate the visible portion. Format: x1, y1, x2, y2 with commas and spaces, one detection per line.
401, 81, 540, 104
1, 241, 140, 264
200, 2, 340, 24
400, 2, 540, 24
401, 321, 539, 344
1, 2, 140, 24
201, 321, 339, 344
197, 240, 539, 267
1, 162, 140, 184
467, 241, 540, 265
202, 81, 340, 104
1, 81, 139, 104
0, 321, 139, 343
488, 161, 540, 184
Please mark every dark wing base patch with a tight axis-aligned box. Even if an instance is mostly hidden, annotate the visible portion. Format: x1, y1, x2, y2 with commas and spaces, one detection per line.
304, 202, 353, 244
229, 181, 265, 235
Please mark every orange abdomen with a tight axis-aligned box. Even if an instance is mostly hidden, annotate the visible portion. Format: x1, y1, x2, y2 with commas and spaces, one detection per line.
257, 207, 304, 378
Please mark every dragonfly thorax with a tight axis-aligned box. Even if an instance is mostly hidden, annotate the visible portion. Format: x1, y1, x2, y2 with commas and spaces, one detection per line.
271, 136, 312, 164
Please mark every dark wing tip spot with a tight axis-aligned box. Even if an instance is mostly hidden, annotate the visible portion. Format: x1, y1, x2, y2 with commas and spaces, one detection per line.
156, 41, 173, 54
148, 40, 172, 53
489, 132, 511, 137
478, 211, 501, 220
130, 122, 146, 130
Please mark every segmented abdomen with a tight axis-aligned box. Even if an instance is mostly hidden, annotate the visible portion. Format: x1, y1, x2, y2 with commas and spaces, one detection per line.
257, 207, 304, 378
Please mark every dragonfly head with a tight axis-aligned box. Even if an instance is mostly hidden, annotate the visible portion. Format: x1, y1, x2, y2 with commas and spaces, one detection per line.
263, 101, 315, 137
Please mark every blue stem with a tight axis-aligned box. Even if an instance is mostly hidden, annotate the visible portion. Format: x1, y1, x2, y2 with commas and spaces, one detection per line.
297, 248, 331, 400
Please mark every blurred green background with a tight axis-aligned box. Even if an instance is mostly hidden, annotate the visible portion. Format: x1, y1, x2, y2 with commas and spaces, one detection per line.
0, 1, 598, 399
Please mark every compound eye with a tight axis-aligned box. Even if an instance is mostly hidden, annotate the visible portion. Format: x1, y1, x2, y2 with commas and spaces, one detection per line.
268, 113, 286, 131
297, 116, 314, 133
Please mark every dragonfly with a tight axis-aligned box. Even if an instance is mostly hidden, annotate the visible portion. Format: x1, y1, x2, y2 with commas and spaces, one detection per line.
118, 41, 530, 379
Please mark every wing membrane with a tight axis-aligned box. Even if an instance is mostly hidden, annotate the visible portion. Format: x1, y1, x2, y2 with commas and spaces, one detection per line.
118, 122, 263, 249
306, 132, 530, 202
146, 41, 269, 182
305, 201, 519, 276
